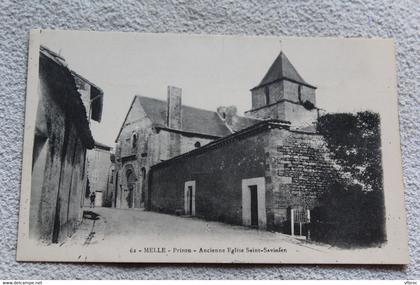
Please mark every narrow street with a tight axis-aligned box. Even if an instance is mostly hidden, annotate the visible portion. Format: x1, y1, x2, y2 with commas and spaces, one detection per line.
64, 207, 327, 253
49, 207, 388, 263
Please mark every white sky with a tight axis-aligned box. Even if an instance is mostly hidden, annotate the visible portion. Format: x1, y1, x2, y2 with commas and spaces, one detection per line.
40, 31, 396, 146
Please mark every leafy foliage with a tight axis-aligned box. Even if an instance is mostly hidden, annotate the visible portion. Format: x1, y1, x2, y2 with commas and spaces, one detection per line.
317, 111, 383, 192
311, 111, 386, 247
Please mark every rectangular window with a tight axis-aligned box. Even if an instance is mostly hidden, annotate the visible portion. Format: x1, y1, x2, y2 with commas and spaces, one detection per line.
110, 170, 115, 184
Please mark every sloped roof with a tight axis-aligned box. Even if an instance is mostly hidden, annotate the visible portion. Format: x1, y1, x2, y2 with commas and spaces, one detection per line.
151, 120, 293, 170
137, 96, 232, 138
39, 46, 95, 149
230, 115, 263, 132
252, 52, 316, 90
71, 70, 104, 123
40, 46, 104, 123
94, 141, 111, 151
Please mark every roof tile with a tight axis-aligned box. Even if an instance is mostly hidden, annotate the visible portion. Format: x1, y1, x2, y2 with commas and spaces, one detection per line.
137, 96, 232, 137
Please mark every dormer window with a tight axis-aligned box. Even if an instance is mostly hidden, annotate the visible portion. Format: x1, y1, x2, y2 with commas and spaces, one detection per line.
264, 86, 270, 105
131, 133, 138, 149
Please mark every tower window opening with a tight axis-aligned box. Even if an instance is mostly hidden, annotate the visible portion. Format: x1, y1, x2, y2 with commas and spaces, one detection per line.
298, 85, 303, 103
264, 86, 270, 105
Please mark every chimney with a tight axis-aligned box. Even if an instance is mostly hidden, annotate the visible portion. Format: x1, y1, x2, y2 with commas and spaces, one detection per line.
166, 86, 182, 130
217, 105, 237, 126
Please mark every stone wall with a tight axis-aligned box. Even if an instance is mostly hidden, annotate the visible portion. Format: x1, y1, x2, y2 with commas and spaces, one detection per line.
115, 97, 153, 208
149, 124, 342, 233
30, 58, 90, 243
283, 80, 315, 104
283, 101, 318, 128
245, 102, 285, 120
149, 129, 269, 225
149, 129, 213, 162
247, 80, 317, 128
251, 81, 283, 109
115, 97, 216, 209
266, 128, 341, 231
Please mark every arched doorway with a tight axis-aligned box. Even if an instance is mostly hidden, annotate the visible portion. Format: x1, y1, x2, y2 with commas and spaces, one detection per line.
126, 168, 136, 208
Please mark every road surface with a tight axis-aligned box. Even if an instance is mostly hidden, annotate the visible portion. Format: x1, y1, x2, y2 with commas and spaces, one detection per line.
64, 207, 326, 252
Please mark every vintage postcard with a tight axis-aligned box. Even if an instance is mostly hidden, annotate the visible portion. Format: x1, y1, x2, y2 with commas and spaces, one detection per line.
17, 30, 408, 264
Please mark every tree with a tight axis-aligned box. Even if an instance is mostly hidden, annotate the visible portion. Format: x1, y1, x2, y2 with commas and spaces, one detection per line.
312, 111, 386, 246
317, 111, 383, 192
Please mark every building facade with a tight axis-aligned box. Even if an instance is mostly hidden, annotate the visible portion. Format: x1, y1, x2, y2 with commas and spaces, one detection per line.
149, 121, 341, 232
111, 86, 258, 210
30, 46, 103, 243
86, 142, 112, 207
113, 51, 344, 236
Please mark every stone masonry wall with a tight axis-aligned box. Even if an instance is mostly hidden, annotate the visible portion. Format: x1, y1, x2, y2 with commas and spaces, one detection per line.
245, 102, 285, 120
266, 128, 341, 231
115, 97, 216, 209
251, 81, 283, 109
283, 102, 318, 128
115, 98, 154, 208
30, 68, 87, 243
283, 80, 315, 105
149, 130, 268, 225
150, 125, 342, 233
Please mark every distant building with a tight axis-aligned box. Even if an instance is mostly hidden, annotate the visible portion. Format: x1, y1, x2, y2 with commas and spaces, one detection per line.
30, 46, 103, 243
86, 142, 112, 207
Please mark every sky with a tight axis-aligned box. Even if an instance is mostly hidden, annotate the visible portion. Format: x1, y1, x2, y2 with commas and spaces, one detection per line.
40, 31, 396, 146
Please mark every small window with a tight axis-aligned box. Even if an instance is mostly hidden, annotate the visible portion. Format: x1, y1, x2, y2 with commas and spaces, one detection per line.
222, 112, 226, 119
110, 169, 115, 184
131, 133, 138, 149
264, 86, 270, 105
194, 141, 201, 148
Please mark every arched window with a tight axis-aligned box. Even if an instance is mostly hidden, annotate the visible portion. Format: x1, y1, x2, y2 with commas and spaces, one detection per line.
141, 167, 146, 178
264, 86, 270, 105
131, 133, 138, 149
194, 141, 201, 148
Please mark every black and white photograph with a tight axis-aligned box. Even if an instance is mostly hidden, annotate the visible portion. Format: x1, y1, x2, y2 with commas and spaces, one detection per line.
17, 30, 408, 264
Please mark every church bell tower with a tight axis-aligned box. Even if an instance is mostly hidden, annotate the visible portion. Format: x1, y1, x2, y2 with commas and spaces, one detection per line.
245, 52, 318, 129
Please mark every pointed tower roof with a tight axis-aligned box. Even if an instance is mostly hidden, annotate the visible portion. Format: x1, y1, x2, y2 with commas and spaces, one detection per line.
251, 52, 316, 90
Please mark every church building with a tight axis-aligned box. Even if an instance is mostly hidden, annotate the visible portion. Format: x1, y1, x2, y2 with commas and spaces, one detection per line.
112, 52, 342, 235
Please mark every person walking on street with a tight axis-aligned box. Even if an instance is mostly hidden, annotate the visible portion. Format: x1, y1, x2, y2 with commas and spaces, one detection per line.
89, 191, 96, 208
